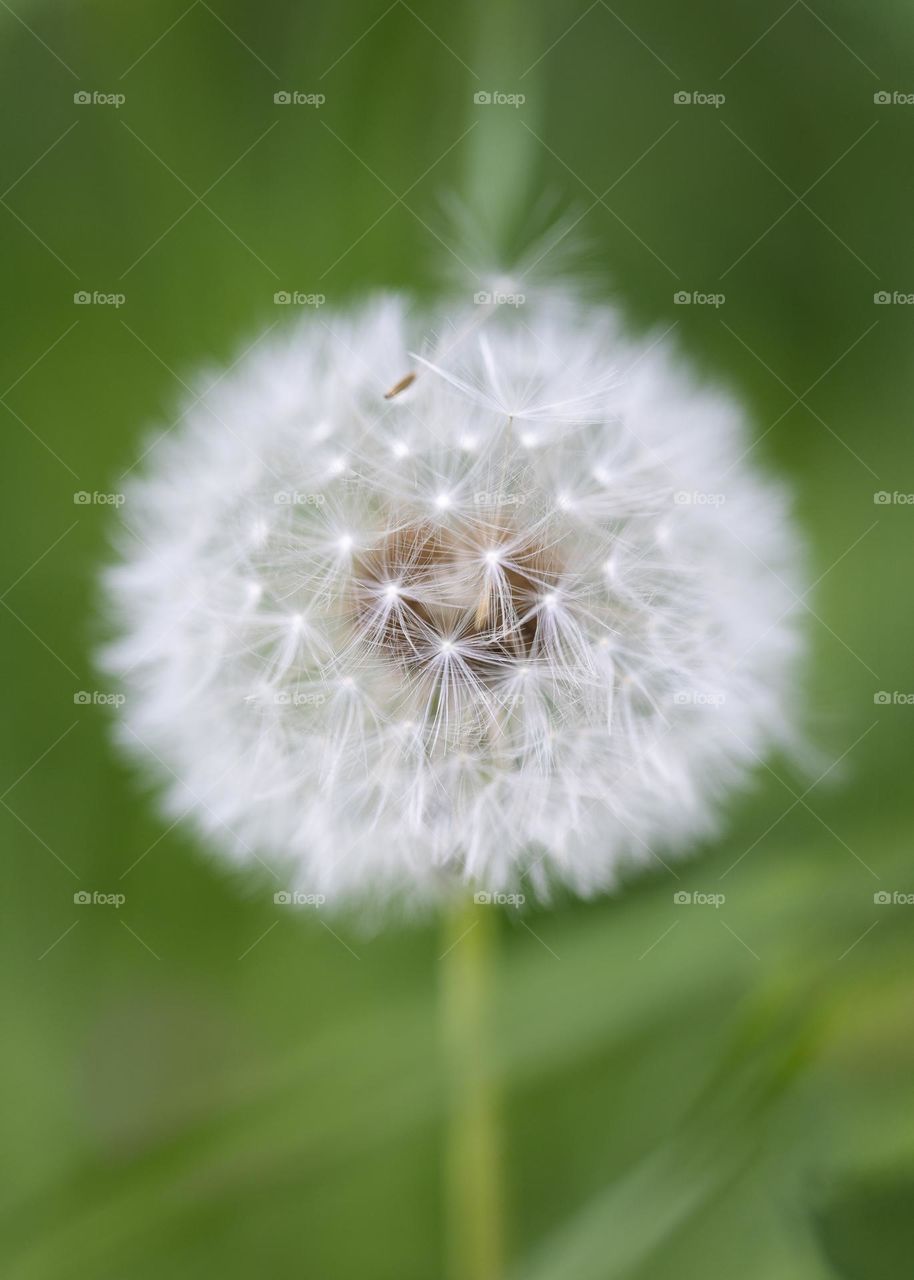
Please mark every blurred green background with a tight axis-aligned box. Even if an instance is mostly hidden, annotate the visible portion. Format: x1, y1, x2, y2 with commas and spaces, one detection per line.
2, 1, 914, 1276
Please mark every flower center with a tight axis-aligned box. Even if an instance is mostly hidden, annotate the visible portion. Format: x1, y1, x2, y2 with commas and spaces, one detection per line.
350, 521, 558, 676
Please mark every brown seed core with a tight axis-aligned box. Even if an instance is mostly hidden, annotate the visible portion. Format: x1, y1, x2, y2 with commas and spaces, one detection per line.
350, 521, 559, 675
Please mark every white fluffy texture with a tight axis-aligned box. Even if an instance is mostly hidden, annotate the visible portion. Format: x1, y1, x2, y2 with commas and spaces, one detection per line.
103, 293, 805, 912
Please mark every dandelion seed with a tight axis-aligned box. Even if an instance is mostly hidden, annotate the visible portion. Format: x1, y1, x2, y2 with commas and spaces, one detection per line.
384, 371, 417, 399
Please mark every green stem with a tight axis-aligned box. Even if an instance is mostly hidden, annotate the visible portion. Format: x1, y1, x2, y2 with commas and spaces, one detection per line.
441, 897, 505, 1280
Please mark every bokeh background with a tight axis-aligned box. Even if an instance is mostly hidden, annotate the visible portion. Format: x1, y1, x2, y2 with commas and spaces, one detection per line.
2, 0, 913, 1276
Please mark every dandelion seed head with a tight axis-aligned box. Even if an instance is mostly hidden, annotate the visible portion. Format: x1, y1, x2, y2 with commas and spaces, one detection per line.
102, 291, 806, 913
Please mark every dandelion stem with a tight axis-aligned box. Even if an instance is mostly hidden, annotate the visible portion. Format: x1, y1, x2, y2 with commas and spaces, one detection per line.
441, 897, 504, 1280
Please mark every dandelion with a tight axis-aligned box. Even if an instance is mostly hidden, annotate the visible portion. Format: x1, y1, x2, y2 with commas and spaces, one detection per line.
102, 290, 805, 913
